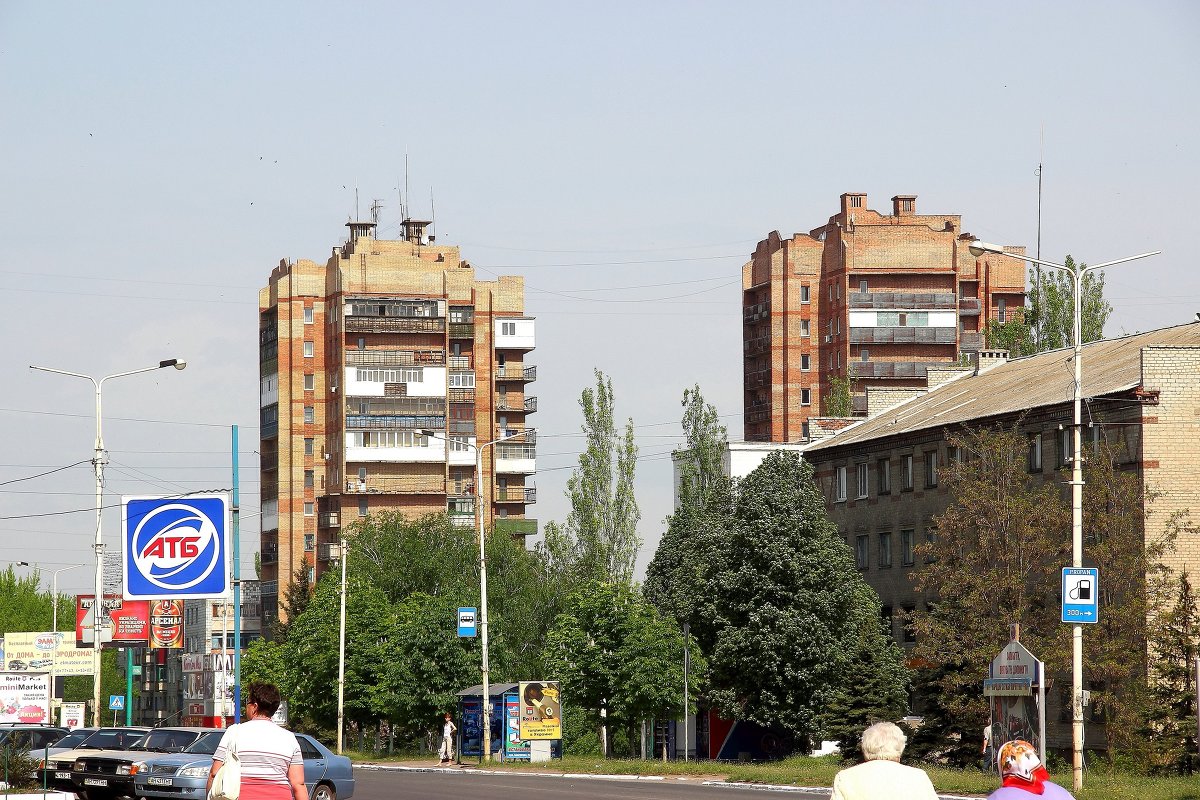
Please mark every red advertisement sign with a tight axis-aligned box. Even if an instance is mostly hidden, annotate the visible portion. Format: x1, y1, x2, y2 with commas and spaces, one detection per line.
149, 599, 184, 649
75, 595, 150, 648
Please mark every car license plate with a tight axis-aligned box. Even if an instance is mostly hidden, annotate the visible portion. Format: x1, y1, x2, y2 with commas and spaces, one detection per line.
55, 771, 72, 780
84, 779, 109, 787
148, 778, 173, 786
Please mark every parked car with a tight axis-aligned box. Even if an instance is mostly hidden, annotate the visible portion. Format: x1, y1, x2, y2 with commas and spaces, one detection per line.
28, 658, 55, 669
37, 727, 149, 794
0, 725, 68, 752
7, 659, 28, 670
71, 727, 213, 800
133, 731, 353, 800
41, 728, 99, 760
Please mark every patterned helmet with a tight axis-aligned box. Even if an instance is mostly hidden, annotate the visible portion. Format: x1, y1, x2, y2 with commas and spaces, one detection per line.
997, 740, 1041, 782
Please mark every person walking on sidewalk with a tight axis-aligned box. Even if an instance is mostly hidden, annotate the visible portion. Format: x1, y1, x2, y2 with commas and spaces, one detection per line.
439, 713, 457, 764
830, 722, 938, 800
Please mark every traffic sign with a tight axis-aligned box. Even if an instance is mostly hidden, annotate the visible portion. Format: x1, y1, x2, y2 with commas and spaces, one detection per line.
122, 494, 231, 600
108, 695, 125, 711
1061, 567, 1099, 624
458, 607, 477, 638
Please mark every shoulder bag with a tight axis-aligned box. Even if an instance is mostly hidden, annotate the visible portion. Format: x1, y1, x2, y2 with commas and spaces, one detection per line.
209, 724, 241, 800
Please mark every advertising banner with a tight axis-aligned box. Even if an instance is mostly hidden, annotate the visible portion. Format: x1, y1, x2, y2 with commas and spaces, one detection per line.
60, 702, 87, 728
518, 681, 562, 741
504, 693, 530, 760
182, 654, 205, 674
76, 595, 150, 647
149, 599, 184, 648
3, 632, 95, 677
122, 493, 231, 600
0, 671, 51, 724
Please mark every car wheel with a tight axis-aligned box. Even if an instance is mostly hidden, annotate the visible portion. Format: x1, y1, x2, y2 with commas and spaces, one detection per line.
312, 783, 336, 800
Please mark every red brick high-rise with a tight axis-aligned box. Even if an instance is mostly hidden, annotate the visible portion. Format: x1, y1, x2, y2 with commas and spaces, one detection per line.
742, 192, 1026, 442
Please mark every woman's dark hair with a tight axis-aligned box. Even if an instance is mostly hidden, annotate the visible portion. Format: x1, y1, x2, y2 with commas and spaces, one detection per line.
246, 681, 282, 718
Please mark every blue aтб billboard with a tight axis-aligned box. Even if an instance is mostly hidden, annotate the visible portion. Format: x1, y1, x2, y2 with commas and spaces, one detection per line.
122, 494, 231, 600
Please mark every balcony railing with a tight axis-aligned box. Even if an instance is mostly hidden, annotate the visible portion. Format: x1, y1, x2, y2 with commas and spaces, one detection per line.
848, 292, 957, 310
448, 355, 473, 370
260, 421, 278, 439
495, 365, 537, 382
848, 327, 957, 345
524, 396, 537, 413
958, 297, 981, 315
449, 388, 475, 403
345, 350, 446, 367
495, 486, 536, 503
743, 301, 770, 322
344, 476, 447, 494
260, 544, 278, 565
849, 361, 950, 379
345, 317, 446, 334
449, 514, 474, 528
960, 332, 984, 351
449, 323, 474, 339
346, 415, 446, 429
319, 512, 340, 529
449, 420, 476, 435
497, 428, 535, 444
495, 518, 537, 537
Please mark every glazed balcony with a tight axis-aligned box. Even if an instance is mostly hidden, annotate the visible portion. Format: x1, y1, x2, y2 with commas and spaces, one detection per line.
343, 475, 447, 494
848, 292, 957, 310
849, 327, 957, 345
345, 349, 446, 367
345, 317, 445, 334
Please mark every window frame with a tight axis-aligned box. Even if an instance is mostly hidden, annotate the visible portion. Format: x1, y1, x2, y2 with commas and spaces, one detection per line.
834, 466, 848, 503
901, 529, 915, 566
877, 458, 891, 495
303, 341, 314, 358
878, 531, 892, 568
303, 373, 315, 391
303, 307, 314, 324
856, 463, 869, 499
1028, 432, 1043, 472
925, 450, 939, 488
901, 454, 914, 491
855, 534, 869, 570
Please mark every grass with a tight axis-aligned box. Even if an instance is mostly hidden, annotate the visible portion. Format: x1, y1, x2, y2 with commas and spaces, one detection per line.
349, 750, 1200, 799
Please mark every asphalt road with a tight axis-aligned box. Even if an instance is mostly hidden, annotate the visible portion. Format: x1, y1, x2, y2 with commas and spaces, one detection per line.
354, 767, 834, 799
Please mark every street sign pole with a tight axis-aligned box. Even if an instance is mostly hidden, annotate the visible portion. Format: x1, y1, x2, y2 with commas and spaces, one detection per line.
125, 648, 132, 726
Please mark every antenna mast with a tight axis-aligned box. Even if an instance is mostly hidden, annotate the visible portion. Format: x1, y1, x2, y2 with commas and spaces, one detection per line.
430, 187, 436, 241
1034, 126, 1044, 352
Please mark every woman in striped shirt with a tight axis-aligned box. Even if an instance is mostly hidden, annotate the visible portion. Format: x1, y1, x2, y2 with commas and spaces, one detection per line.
207, 683, 308, 800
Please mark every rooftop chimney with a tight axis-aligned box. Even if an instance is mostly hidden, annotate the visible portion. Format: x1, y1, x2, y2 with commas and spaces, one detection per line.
345, 221, 376, 243
402, 218, 432, 245
840, 192, 867, 218
891, 195, 916, 217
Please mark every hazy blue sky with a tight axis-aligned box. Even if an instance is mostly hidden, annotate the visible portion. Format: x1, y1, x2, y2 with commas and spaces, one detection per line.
2, 1, 1197, 596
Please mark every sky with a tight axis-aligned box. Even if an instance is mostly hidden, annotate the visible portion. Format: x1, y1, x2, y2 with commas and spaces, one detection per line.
1, 1, 1198, 599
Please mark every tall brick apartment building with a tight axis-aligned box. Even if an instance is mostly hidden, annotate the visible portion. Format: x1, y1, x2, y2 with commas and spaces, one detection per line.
258, 219, 537, 624
742, 192, 1026, 442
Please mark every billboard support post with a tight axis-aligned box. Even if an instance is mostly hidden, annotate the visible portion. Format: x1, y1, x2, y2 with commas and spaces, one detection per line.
125, 647, 132, 726
232, 424, 242, 724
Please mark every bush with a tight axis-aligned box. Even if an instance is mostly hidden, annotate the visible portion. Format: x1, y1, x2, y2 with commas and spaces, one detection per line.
1, 746, 41, 791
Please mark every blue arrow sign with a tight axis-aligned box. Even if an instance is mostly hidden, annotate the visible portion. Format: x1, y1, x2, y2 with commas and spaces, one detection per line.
458, 607, 477, 638
1061, 567, 1099, 624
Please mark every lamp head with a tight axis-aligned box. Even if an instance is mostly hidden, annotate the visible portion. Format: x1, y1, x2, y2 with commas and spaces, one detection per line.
969, 240, 1004, 258
159, 359, 187, 371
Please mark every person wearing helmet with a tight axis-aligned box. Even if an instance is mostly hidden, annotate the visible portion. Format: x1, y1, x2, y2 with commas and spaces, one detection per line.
988, 740, 1076, 799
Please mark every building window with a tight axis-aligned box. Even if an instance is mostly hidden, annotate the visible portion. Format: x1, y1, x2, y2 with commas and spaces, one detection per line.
449, 372, 475, 388
304, 374, 315, 391
878, 532, 892, 568
304, 406, 314, 424
901, 454, 914, 491
855, 535, 869, 570
303, 341, 314, 358
860, 349, 869, 362
304, 437, 314, 456
501, 321, 516, 335
1058, 427, 1074, 468
304, 307, 314, 324
834, 466, 848, 502
303, 502, 314, 516
801, 319, 810, 337
307, 566, 315, 584
304, 534, 314, 551
877, 458, 891, 494
801, 354, 810, 371
358, 498, 368, 517
998, 298, 1007, 324
357, 368, 423, 383
856, 463, 868, 499
800, 285, 810, 303
925, 450, 939, 488
801, 388, 811, 406
901, 529, 915, 566
1028, 433, 1043, 472
304, 469, 314, 488
859, 279, 868, 293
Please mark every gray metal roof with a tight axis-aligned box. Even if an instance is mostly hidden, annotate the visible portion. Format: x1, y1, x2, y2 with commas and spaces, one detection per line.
808, 322, 1200, 451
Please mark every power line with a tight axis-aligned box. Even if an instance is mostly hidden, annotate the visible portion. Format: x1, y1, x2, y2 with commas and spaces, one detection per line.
0, 460, 89, 487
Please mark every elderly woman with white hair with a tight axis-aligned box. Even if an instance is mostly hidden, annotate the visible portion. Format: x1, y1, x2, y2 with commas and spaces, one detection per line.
830, 721, 938, 800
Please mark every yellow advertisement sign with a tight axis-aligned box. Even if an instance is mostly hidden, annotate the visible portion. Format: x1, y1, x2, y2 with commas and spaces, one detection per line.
3, 632, 95, 677
518, 681, 561, 740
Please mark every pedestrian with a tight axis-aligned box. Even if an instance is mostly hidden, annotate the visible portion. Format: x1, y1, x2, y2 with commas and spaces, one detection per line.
206, 682, 307, 800
987, 740, 1076, 799
830, 721, 938, 800
439, 712, 457, 764
981, 721, 995, 771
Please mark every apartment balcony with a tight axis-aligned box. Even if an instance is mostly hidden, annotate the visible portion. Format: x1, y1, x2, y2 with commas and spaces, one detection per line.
497, 428, 536, 445
495, 396, 537, 413
344, 476, 447, 494
524, 396, 537, 413
448, 355, 474, 370
495, 444, 536, 474
746, 408, 770, 424
448, 479, 477, 497
495, 365, 537, 382
449, 513, 475, 528
849, 361, 951, 379
260, 421, 278, 440
449, 323, 475, 339
849, 326, 957, 345
346, 415, 446, 429
319, 511, 339, 529
743, 301, 770, 323
345, 349, 446, 367
958, 297, 981, 316
345, 317, 445, 334
960, 332, 984, 351
743, 336, 770, 355
495, 518, 537, 538
449, 388, 475, 403
495, 486, 536, 504
744, 369, 769, 389
260, 544, 278, 565
848, 292, 957, 310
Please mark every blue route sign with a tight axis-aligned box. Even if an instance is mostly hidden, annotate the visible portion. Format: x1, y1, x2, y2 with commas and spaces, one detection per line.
458, 607, 478, 638
1061, 567, 1099, 624
108, 695, 125, 711
123, 494, 231, 600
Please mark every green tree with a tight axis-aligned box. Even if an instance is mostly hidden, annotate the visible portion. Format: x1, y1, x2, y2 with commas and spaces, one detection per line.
644, 385, 732, 652
705, 451, 907, 747
824, 375, 852, 417
1140, 572, 1200, 774
542, 369, 641, 586
273, 556, 314, 639
986, 255, 1112, 356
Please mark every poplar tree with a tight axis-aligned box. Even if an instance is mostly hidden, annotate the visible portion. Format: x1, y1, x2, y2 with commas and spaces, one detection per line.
986, 255, 1112, 356
543, 369, 640, 586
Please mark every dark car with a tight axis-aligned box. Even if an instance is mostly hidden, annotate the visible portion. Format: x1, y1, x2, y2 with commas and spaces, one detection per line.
38, 727, 149, 794
0, 725, 68, 752
71, 727, 213, 800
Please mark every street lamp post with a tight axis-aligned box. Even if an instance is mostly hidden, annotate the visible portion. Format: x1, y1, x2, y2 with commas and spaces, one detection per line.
422, 426, 532, 763
336, 535, 348, 755
968, 241, 1157, 791
49, 564, 85, 633
30, 358, 186, 727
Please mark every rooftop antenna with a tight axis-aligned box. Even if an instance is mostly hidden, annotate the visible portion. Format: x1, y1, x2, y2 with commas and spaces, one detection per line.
404, 153, 410, 221
1034, 126, 1044, 352
370, 199, 384, 227
430, 187, 437, 242
355, 184, 360, 222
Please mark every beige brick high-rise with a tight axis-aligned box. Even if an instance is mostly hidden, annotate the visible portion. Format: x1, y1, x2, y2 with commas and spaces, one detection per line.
258, 220, 537, 623
742, 192, 1026, 441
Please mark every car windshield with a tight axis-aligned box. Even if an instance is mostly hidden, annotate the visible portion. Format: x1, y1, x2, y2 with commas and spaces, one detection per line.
130, 730, 200, 753
182, 732, 224, 755
78, 729, 146, 750
52, 731, 91, 748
